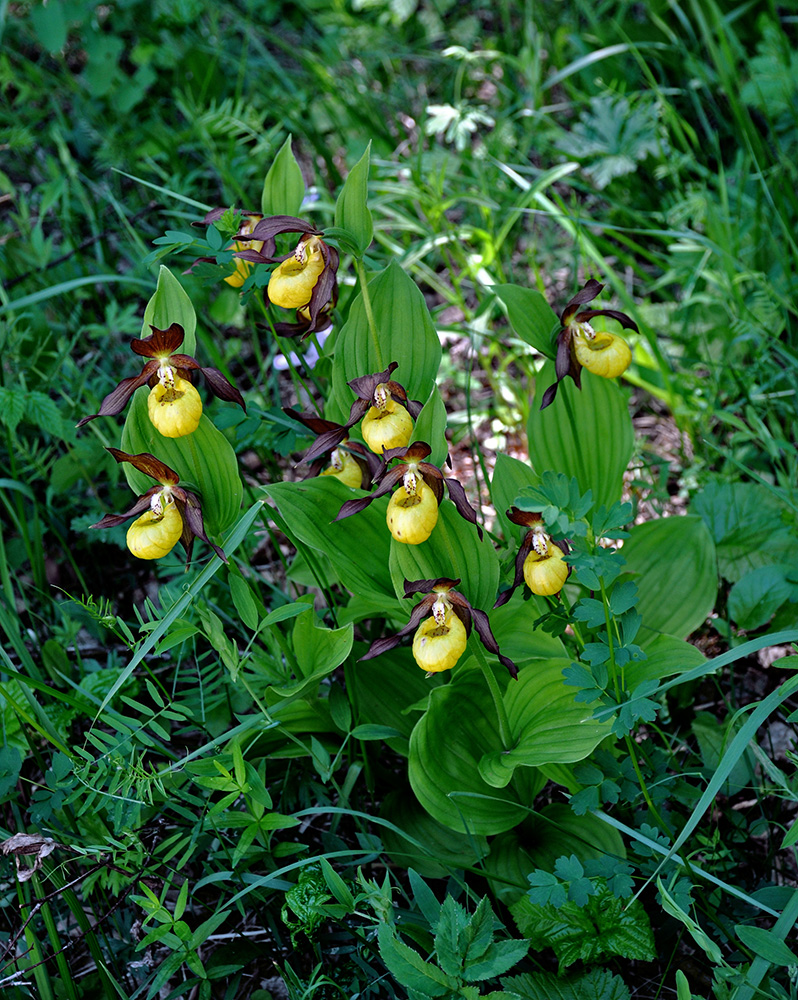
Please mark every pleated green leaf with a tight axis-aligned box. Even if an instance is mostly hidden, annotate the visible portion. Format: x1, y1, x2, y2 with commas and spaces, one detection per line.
389, 500, 498, 613
410, 386, 449, 468
142, 265, 197, 354
345, 645, 444, 755
490, 592, 566, 665
264, 477, 394, 597
409, 666, 545, 836
120, 389, 242, 537
528, 362, 633, 509
261, 135, 305, 217
621, 516, 717, 639
327, 261, 442, 421
625, 633, 706, 688
334, 143, 373, 255
494, 284, 559, 358
489, 453, 540, 542
478, 658, 611, 787
381, 789, 489, 879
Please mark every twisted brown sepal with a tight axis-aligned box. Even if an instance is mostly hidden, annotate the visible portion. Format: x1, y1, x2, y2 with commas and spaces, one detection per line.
284, 408, 378, 484
540, 279, 638, 410
89, 449, 227, 564
77, 323, 245, 428
360, 576, 518, 678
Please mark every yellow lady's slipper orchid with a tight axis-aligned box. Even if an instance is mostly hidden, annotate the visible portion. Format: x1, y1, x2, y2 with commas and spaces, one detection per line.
362, 393, 414, 454
523, 541, 569, 596
494, 507, 571, 607
126, 496, 183, 560
268, 235, 326, 309
321, 448, 364, 488
412, 608, 468, 673
386, 475, 439, 544
573, 328, 632, 379
224, 214, 264, 288
541, 279, 638, 410
360, 577, 518, 679
147, 372, 203, 438
90, 449, 227, 565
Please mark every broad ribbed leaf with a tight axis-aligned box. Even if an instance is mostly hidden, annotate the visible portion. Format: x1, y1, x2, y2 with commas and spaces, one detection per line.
621, 516, 717, 639
490, 592, 566, 664
494, 284, 559, 358
292, 610, 353, 680
411, 386, 449, 468
381, 789, 489, 879
489, 454, 540, 542
728, 565, 793, 630
142, 265, 196, 355
625, 633, 705, 687
334, 143, 373, 255
409, 667, 545, 835
528, 362, 633, 509
389, 500, 498, 613
328, 261, 441, 420
264, 478, 394, 597
524, 805, 626, 872
478, 659, 611, 788
120, 390, 242, 537
261, 135, 305, 217
345, 645, 444, 754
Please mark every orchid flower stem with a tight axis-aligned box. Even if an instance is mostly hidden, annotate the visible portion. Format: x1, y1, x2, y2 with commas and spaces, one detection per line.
255, 292, 316, 402
468, 635, 511, 750
357, 258, 384, 370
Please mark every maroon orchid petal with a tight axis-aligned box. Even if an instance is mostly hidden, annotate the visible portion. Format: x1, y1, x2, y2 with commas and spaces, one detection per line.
335, 496, 379, 521
200, 367, 246, 410
577, 307, 639, 333
402, 441, 432, 462
284, 408, 343, 437
506, 507, 542, 528
301, 425, 350, 465
347, 363, 400, 401
335, 465, 404, 520
232, 248, 277, 264
179, 492, 227, 563
493, 533, 535, 609
470, 607, 518, 679
405, 398, 424, 420
445, 478, 484, 540
90, 490, 158, 529
540, 382, 559, 410
200, 208, 228, 225
106, 449, 180, 486
244, 215, 322, 242
560, 279, 604, 323
359, 598, 435, 661
131, 324, 186, 358
403, 578, 460, 598
77, 366, 157, 427
168, 354, 201, 371
300, 250, 339, 339
344, 398, 371, 429
451, 603, 473, 637
555, 330, 572, 382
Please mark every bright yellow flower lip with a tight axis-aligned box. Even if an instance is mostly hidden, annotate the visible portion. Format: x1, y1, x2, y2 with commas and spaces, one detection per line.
386, 476, 439, 544
126, 498, 183, 560
362, 396, 414, 454
412, 608, 468, 673
523, 541, 569, 596
225, 215, 264, 287
268, 235, 326, 309
320, 448, 363, 488
573, 328, 632, 379
147, 374, 203, 438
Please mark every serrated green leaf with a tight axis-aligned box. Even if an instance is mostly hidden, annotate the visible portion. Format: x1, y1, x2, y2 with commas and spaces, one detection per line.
503, 967, 630, 1000
120, 390, 242, 537
377, 924, 453, 996
464, 938, 530, 981
0, 388, 26, 432
334, 143, 373, 255
261, 135, 305, 217
728, 565, 793, 630
528, 362, 633, 509
435, 894, 468, 977
494, 284, 559, 358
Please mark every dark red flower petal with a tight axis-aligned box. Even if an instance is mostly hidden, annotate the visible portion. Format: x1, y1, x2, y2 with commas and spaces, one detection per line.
106, 448, 180, 486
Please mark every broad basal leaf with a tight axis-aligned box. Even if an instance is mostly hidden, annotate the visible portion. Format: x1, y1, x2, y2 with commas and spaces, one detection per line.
142, 265, 197, 355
